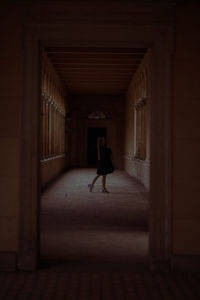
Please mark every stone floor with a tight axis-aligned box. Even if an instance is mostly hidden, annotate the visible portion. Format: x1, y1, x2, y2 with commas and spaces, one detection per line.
40, 168, 149, 265
1, 169, 200, 299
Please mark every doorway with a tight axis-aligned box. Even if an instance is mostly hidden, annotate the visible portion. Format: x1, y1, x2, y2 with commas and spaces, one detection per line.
19, 18, 173, 270
88, 128, 107, 166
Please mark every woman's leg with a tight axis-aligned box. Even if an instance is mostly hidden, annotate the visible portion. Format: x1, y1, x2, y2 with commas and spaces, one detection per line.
92, 175, 100, 186
88, 175, 100, 192
102, 175, 106, 190
102, 175, 109, 192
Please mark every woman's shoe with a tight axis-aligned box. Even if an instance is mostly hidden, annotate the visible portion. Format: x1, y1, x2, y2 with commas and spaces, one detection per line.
88, 184, 93, 192
101, 188, 109, 193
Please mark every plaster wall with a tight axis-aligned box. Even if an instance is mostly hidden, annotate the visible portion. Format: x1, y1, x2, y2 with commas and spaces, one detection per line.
172, 3, 200, 255
0, 7, 22, 254
124, 51, 151, 189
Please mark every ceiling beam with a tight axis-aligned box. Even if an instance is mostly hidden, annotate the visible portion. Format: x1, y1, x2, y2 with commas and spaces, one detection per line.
56, 67, 138, 71
50, 58, 141, 64
47, 53, 145, 59
45, 46, 147, 54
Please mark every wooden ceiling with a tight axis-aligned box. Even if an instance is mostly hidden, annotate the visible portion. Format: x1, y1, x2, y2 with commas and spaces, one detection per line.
45, 47, 147, 95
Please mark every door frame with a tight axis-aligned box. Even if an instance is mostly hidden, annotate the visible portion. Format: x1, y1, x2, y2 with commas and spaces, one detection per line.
19, 15, 174, 270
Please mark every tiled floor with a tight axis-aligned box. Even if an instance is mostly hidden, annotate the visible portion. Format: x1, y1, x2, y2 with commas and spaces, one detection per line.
1, 169, 200, 299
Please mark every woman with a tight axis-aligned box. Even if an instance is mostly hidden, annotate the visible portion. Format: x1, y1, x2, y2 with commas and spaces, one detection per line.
88, 137, 114, 193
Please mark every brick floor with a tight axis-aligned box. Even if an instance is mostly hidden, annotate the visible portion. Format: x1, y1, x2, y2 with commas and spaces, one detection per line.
0, 269, 200, 299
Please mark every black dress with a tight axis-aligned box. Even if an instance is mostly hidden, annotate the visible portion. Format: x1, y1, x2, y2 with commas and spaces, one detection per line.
97, 146, 114, 175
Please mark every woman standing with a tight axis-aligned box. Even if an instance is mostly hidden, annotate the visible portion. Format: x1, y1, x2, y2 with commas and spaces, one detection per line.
88, 137, 114, 193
